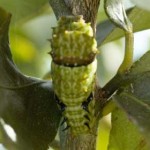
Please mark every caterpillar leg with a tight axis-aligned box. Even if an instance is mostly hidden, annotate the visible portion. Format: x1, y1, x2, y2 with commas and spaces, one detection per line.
55, 92, 95, 134
82, 93, 93, 113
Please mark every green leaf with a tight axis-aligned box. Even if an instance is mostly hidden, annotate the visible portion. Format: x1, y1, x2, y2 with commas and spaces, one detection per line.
130, 51, 150, 75
96, 7, 150, 46
112, 51, 150, 148
0, 0, 48, 23
114, 72, 150, 145
108, 108, 149, 150
0, 7, 61, 149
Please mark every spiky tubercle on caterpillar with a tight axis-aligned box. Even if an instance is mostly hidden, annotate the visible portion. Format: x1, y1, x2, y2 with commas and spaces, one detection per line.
50, 16, 98, 135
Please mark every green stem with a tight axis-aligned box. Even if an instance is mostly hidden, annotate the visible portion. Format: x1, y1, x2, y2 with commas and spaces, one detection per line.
118, 29, 134, 74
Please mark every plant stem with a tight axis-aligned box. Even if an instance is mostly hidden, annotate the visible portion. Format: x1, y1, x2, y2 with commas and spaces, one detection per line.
65, 133, 97, 150
118, 28, 134, 74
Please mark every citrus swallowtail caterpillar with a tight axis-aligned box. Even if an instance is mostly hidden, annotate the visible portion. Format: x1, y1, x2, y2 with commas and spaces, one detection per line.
50, 16, 98, 135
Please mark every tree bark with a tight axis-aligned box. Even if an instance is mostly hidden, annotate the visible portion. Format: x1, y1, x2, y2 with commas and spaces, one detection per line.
65, 133, 97, 150
49, 0, 101, 32
59, 121, 99, 150
49, 0, 72, 19
64, 0, 100, 30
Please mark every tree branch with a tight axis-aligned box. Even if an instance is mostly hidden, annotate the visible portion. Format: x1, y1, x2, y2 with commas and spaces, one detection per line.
64, 0, 101, 30
49, 0, 101, 33
49, 0, 73, 19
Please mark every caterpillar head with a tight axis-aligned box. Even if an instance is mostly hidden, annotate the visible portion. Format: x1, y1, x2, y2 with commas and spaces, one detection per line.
50, 16, 98, 66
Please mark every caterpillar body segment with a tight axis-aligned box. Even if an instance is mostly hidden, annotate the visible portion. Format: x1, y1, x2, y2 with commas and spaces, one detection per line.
50, 16, 98, 135
50, 16, 97, 66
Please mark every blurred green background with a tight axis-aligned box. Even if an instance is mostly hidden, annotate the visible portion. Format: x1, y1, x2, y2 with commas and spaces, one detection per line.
0, 0, 150, 150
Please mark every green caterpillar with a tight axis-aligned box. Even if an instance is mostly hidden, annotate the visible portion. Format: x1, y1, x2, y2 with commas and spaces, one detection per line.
50, 16, 98, 135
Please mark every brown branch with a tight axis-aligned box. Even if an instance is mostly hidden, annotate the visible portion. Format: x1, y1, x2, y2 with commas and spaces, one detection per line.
64, 0, 100, 30
49, 0, 73, 19
49, 0, 101, 33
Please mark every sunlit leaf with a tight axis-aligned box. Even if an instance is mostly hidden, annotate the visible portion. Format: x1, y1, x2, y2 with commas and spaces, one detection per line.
108, 108, 149, 150
97, 116, 111, 150
10, 34, 37, 62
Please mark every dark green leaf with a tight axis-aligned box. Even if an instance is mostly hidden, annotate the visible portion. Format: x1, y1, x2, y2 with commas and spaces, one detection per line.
130, 51, 150, 75
102, 51, 150, 99
96, 7, 150, 46
0, 7, 61, 149
112, 51, 150, 148
108, 108, 149, 150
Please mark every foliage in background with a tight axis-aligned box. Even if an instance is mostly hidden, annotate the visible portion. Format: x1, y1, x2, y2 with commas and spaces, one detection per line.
0, 0, 150, 149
